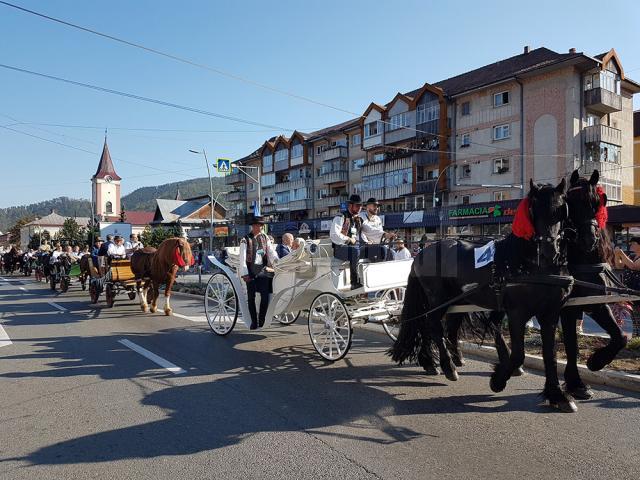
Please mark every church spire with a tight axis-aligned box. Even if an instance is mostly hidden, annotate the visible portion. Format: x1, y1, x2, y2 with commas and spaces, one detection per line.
175, 188, 183, 201
93, 139, 121, 181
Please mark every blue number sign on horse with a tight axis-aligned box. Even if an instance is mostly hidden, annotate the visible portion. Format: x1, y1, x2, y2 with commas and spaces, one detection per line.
474, 240, 495, 269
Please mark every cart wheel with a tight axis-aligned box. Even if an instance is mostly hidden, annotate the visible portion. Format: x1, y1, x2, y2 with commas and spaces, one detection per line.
60, 277, 69, 293
204, 272, 238, 336
275, 311, 301, 325
127, 291, 137, 300
381, 287, 406, 341
308, 293, 352, 361
80, 276, 87, 291
105, 284, 115, 308
50, 275, 56, 291
89, 282, 99, 304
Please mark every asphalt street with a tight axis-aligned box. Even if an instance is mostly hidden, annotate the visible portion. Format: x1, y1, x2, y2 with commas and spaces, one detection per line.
1, 275, 639, 480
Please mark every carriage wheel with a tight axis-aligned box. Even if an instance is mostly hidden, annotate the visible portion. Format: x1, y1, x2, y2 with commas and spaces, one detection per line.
60, 277, 70, 293
204, 272, 238, 336
105, 284, 115, 308
275, 311, 301, 325
381, 287, 406, 341
308, 293, 352, 362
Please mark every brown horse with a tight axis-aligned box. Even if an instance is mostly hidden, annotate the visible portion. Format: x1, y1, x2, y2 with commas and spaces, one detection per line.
78, 254, 92, 290
136, 238, 193, 315
131, 246, 157, 312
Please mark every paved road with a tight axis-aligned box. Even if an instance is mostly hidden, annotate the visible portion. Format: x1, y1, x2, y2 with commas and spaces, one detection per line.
0, 276, 639, 480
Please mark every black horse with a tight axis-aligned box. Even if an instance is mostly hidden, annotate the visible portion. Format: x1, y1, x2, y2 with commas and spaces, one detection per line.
560, 169, 627, 400
3, 247, 21, 275
391, 179, 577, 412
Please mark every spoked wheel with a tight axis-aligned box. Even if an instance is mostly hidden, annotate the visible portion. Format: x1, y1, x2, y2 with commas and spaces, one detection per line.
381, 287, 406, 341
60, 277, 70, 293
105, 284, 115, 308
89, 282, 99, 304
308, 293, 352, 361
204, 272, 238, 336
275, 311, 301, 325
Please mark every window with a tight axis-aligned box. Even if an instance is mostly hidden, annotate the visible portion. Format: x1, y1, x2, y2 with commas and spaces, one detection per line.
248, 183, 256, 192
352, 183, 362, 194
493, 158, 510, 174
387, 112, 408, 131
461, 101, 471, 116
493, 124, 510, 140
461, 165, 471, 178
351, 134, 361, 146
275, 148, 288, 163
493, 91, 510, 107
494, 191, 508, 201
373, 153, 385, 162
586, 114, 600, 127
461, 133, 471, 148
262, 153, 273, 171
105, 201, 113, 214
352, 158, 364, 170
364, 121, 380, 138
416, 102, 440, 124
384, 168, 412, 187
427, 169, 438, 180
462, 196, 470, 205
261, 172, 276, 187
331, 139, 347, 147
276, 192, 290, 204
317, 189, 328, 199
291, 142, 303, 159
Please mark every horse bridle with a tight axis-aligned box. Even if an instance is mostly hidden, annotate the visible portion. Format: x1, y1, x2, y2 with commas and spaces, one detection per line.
528, 194, 569, 267
566, 183, 602, 245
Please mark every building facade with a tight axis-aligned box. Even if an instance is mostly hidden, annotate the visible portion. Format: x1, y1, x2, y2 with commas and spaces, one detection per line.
634, 110, 640, 205
227, 46, 639, 245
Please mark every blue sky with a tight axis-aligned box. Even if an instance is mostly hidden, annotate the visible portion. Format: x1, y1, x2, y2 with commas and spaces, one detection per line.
1, 0, 638, 208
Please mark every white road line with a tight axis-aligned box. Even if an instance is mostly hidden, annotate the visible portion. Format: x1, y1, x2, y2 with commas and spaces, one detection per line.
118, 339, 186, 375
19, 287, 27, 292
173, 312, 207, 323
0, 316, 11, 348
47, 301, 68, 312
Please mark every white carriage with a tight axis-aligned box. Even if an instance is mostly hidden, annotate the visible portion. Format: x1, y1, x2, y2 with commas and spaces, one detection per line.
204, 239, 412, 361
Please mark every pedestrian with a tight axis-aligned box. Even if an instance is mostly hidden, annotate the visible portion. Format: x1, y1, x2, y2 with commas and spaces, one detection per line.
238, 214, 278, 329
614, 238, 640, 336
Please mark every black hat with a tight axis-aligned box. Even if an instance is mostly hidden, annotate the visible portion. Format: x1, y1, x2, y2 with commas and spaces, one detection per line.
347, 194, 362, 205
365, 197, 380, 206
95, 237, 104, 242
246, 214, 266, 225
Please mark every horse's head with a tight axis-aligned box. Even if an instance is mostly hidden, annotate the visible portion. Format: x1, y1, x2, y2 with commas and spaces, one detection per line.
567, 169, 607, 254
175, 238, 194, 267
517, 178, 567, 268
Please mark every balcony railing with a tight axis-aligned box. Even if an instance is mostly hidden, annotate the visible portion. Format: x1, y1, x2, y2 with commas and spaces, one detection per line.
316, 195, 348, 208
226, 172, 244, 184
262, 204, 277, 214
274, 159, 289, 172
584, 124, 622, 147
320, 146, 348, 162
319, 170, 348, 184
288, 199, 313, 211
584, 87, 622, 114
384, 183, 413, 199
416, 179, 438, 194
227, 190, 245, 202
274, 177, 311, 192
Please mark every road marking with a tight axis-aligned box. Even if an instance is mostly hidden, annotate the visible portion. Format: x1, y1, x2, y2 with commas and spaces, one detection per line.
47, 301, 68, 312
0, 316, 11, 348
118, 339, 186, 375
173, 312, 207, 323
19, 287, 27, 292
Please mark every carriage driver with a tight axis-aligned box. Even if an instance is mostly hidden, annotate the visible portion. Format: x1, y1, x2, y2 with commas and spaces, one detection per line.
107, 235, 127, 259
239, 214, 278, 330
359, 197, 396, 260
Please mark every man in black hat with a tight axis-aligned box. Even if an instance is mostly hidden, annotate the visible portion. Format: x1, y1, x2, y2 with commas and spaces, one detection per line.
360, 197, 396, 260
239, 214, 278, 329
330, 194, 366, 289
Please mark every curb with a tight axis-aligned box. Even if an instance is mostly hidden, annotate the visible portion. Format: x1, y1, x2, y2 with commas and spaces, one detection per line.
460, 341, 640, 394
172, 290, 205, 301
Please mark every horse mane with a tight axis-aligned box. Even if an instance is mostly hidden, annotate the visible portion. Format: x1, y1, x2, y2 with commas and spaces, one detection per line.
150, 237, 193, 280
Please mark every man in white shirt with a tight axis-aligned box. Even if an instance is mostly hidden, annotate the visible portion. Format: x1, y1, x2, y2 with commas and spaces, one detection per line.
239, 215, 278, 329
125, 234, 144, 257
107, 235, 127, 259
359, 197, 396, 261
393, 239, 413, 260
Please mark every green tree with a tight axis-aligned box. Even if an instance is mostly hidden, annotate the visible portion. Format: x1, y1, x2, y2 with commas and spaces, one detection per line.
58, 218, 84, 246
8, 215, 36, 245
140, 225, 182, 248
28, 230, 51, 250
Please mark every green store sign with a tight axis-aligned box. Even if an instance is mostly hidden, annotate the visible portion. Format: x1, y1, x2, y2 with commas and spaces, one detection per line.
448, 204, 515, 220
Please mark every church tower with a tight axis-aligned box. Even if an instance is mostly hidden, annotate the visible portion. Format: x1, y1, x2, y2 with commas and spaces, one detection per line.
92, 139, 121, 220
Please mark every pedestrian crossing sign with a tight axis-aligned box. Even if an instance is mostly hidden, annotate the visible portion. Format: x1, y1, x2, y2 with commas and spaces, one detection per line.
217, 158, 231, 174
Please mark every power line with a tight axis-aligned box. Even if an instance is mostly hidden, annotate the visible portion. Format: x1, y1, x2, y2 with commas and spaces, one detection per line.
4, 122, 290, 133
0, 63, 293, 132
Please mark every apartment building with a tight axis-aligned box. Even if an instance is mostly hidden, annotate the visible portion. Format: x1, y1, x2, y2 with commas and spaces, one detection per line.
228, 46, 639, 243
635, 110, 640, 205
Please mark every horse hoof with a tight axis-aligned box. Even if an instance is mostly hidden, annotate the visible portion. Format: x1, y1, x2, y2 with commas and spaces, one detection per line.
453, 357, 466, 367
164, 309, 172, 316
490, 374, 506, 393
548, 398, 578, 413
566, 385, 594, 401
444, 369, 459, 382
422, 365, 439, 376
512, 366, 525, 377
150, 307, 157, 313
586, 354, 607, 372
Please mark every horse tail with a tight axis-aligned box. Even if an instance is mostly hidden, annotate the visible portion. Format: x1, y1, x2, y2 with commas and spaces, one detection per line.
388, 270, 430, 364
459, 311, 502, 345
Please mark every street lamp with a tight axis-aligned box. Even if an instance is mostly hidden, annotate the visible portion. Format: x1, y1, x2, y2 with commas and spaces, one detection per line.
433, 164, 454, 208
231, 162, 261, 216
189, 148, 216, 251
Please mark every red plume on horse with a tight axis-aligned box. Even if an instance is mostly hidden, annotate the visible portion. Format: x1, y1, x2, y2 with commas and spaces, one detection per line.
131, 237, 194, 315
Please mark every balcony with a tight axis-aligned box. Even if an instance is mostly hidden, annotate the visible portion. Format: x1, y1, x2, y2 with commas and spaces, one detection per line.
384, 183, 413, 199
584, 88, 622, 114
316, 195, 348, 208
584, 124, 622, 147
319, 170, 348, 184
227, 190, 245, 202
289, 199, 313, 211
274, 159, 289, 172
415, 150, 439, 166
416, 179, 438, 194
262, 203, 277, 214
226, 172, 244, 184
274, 177, 311, 192
320, 146, 348, 162
360, 188, 385, 201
